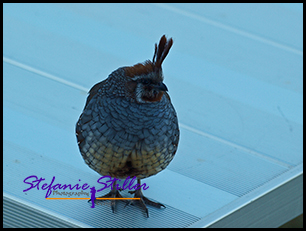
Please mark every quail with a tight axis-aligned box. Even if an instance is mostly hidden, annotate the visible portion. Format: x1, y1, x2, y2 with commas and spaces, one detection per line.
76, 35, 179, 217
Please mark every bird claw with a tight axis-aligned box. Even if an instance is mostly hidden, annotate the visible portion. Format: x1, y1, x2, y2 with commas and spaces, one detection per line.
88, 180, 165, 218
128, 189, 166, 218
88, 188, 124, 213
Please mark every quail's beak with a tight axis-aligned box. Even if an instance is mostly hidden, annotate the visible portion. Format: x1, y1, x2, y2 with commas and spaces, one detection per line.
154, 82, 168, 92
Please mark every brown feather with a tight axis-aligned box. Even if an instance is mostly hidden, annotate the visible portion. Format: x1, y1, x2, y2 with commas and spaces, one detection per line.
142, 92, 164, 102
125, 61, 154, 78
125, 35, 173, 78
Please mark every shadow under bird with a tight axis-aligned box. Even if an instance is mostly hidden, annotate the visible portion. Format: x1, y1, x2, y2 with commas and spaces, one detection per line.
76, 35, 180, 217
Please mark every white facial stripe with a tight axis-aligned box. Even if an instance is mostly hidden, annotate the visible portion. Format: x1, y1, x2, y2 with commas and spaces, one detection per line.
135, 83, 145, 103
130, 71, 164, 82
131, 76, 144, 81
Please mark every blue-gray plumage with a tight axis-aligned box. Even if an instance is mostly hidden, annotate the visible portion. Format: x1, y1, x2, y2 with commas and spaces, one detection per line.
76, 35, 179, 217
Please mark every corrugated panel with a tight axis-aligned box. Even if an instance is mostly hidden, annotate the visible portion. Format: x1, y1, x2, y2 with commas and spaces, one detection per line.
3, 3, 303, 228
3, 194, 82, 228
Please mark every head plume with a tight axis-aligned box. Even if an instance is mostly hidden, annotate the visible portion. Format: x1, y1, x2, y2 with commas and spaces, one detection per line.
125, 35, 173, 78
153, 35, 173, 71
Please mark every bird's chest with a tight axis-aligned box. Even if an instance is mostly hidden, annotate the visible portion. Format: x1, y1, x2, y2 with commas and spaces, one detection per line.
95, 96, 174, 148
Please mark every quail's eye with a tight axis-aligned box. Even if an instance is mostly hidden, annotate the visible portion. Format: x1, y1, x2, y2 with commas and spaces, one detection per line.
142, 79, 150, 85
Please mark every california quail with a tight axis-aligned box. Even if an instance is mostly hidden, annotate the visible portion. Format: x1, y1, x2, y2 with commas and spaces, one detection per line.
76, 35, 179, 217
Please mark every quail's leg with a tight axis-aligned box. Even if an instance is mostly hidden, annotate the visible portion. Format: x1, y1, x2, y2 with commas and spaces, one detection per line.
128, 179, 166, 217
89, 180, 124, 213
